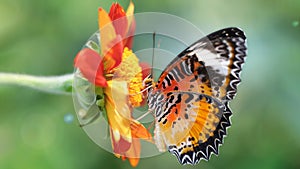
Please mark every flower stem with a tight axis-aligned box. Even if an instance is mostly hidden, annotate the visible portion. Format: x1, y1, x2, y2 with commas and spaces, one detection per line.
0, 73, 73, 95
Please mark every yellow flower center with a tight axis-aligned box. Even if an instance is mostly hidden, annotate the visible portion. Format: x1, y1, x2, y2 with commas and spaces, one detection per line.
113, 47, 143, 107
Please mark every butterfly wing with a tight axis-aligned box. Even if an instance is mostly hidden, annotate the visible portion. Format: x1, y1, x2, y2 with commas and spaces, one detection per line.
155, 27, 247, 102
153, 92, 232, 164
150, 27, 247, 164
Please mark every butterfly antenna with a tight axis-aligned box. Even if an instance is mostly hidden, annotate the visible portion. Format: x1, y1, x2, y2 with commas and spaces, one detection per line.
151, 32, 156, 77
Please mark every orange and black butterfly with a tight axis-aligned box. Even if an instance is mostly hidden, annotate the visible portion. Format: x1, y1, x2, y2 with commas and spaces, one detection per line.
147, 27, 247, 165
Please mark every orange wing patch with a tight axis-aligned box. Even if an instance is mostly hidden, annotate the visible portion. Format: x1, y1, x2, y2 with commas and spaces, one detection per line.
153, 92, 224, 154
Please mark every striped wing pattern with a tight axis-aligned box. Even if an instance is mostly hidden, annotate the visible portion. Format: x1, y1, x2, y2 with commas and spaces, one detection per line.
148, 27, 247, 165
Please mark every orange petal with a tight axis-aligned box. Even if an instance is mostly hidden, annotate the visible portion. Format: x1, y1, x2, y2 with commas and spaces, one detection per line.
74, 48, 107, 87
119, 119, 153, 167
128, 157, 139, 167
126, 138, 141, 167
124, 1, 135, 48
104, 80, 132, 146
126, 1, 134, 16
98, 7, 117, 56
131, 120, 153, 143
120, 136, 141, 167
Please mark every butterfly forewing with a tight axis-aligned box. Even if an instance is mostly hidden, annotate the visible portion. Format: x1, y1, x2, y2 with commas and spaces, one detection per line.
155, 27, 247, 102
149, 27, 247, 165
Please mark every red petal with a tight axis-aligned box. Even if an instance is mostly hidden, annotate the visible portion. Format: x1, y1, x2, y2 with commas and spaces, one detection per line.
139, 62, 152, 106
109, 3, 128, 38
103, 35, 123, 70
110, 128, 131, 154
124, 17, 136, 49
139, 62, 151, 79
109, 3, 126, 21
74, 48, 107, 87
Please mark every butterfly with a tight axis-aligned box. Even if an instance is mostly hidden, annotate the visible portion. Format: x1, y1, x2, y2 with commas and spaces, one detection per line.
146, 27, 247, 165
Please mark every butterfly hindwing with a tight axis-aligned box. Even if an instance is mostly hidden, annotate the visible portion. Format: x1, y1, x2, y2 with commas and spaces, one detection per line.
152, 92, 228, 164
149, 27, 247, 165
169, 101, 232, 165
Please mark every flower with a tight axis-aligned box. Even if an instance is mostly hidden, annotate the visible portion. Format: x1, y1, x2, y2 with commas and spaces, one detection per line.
74, 1, 135, 87
114, 47, 143, 107
74, 1, 152, 167
105, 47, 153, 167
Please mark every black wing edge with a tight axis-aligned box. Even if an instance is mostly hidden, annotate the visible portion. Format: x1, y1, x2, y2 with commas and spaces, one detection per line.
169, 102, 232, 165
172, 27, 247, 101
206, 27, 247, 100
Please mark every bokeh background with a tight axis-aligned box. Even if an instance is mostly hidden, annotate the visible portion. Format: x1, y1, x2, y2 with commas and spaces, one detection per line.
1, 0, 300, 169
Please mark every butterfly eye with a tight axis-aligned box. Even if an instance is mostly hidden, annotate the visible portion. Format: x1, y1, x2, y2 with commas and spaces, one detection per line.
142, 75, 154, 88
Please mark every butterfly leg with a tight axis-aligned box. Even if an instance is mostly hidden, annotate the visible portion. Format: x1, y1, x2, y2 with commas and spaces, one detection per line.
147, 120, 155, 131
135, 109, 154, 121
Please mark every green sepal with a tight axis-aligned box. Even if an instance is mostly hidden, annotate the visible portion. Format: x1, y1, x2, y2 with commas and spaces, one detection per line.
95, 87, 108, 122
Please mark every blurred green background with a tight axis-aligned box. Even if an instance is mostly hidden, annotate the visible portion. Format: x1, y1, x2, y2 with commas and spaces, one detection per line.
1, 0, 300, 169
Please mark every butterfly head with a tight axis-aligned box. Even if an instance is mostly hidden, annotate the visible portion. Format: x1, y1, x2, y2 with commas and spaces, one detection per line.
142, 74, 155, 92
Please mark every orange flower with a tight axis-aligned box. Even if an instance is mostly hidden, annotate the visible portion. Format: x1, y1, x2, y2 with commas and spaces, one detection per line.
74, 2, 152, 167
105, 47, 152, 167
74, 1, 135, 87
